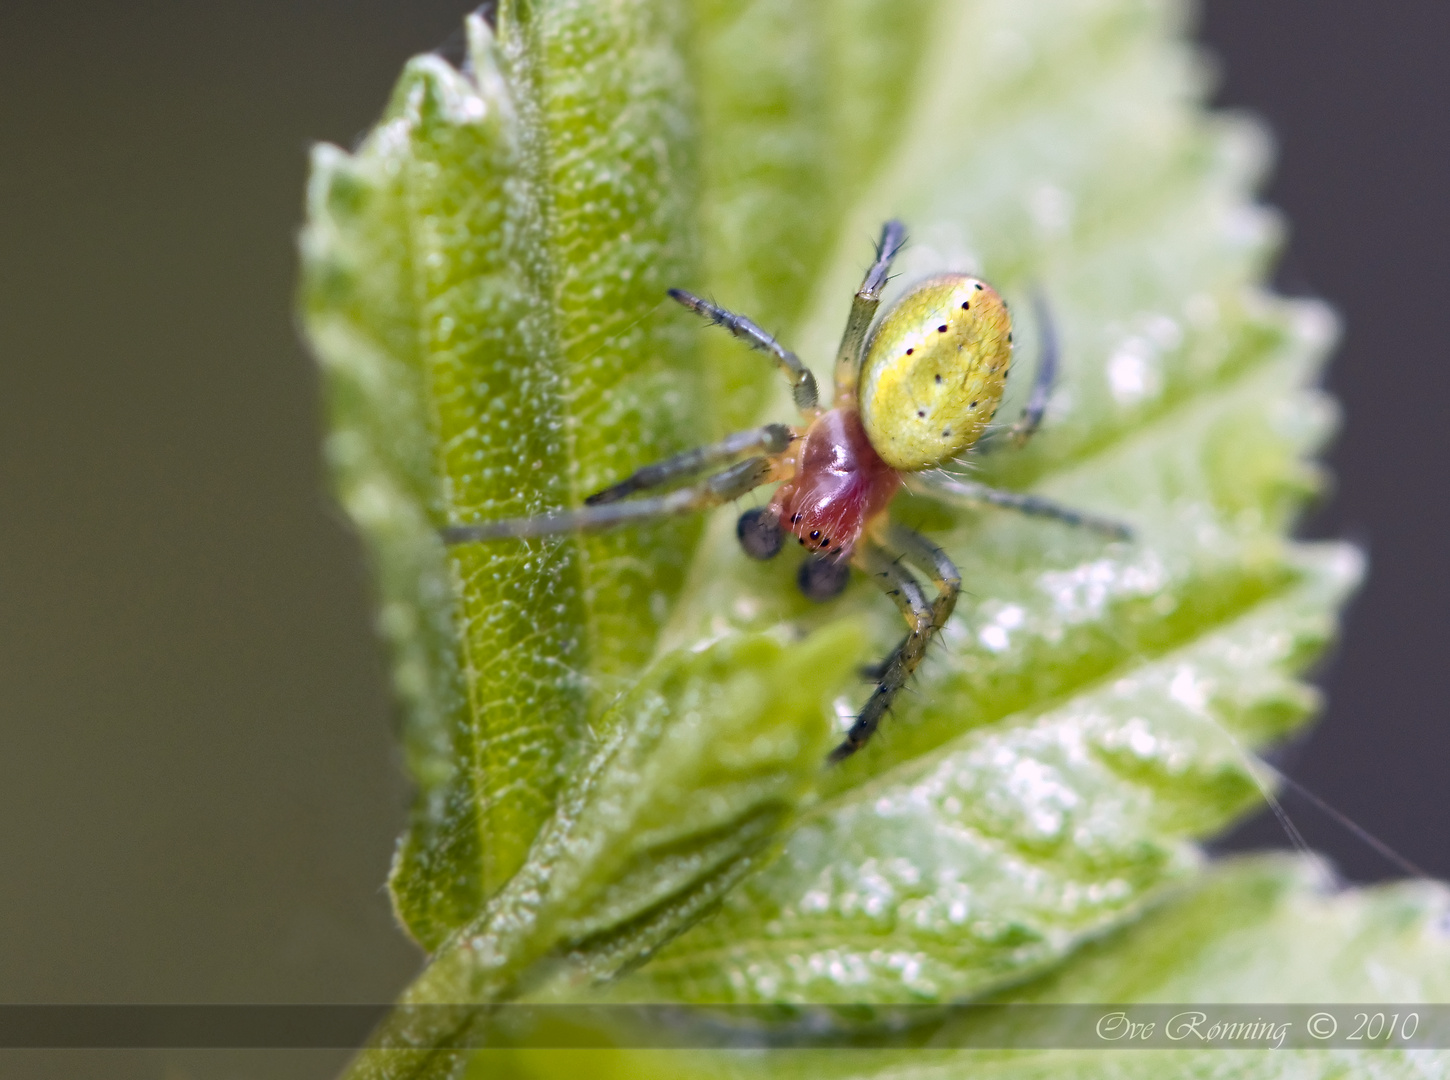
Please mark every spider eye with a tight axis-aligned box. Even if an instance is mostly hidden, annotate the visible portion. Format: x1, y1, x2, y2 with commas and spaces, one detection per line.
736, 508, 783, 560
797, 554, 851, 602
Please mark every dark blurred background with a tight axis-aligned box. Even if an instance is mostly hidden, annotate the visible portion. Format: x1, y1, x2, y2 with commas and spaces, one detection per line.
0, 2, 1445, 1077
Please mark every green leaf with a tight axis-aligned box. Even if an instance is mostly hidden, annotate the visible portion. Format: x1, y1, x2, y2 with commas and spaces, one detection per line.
619, 548, 1356, 1003
346, 625, 859, 1080
600, 0, 1358, 1005
299, 0, 1378, 1068
690, 0, 938, 430
471, 856, 1450, 1078
301, 4, 705, 949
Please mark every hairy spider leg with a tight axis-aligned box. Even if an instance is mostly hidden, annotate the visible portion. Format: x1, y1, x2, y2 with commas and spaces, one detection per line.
831, 524, 960, 762
586, 423, 793, 505
1008, 288, 1058, 445
971, 287, 1058, 455
907, 472, 1133, 540
442, 455, 776, 544
833, 219, 908, 406
447, 284, 816, 546
668, 289, 821, 415
889, 522, 962, 638
851, 521, 963, 675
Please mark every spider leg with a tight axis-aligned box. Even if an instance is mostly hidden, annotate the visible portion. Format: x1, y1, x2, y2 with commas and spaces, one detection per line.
585, 423, 793, 505
887, 522, 962, 636
833, 220, 907, 406
976, 288, 1058, 453
668, 289, 820, 415
906, 472, 1133, 540
1009, 288, 1058, 445
443, 456, 775, 544
831, 527, 958, 762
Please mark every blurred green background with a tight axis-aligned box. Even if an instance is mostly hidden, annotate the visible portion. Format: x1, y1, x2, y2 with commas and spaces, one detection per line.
1, 2, 1447, 1078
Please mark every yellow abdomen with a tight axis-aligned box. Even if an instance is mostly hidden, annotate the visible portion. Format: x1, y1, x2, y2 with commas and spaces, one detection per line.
857, 274, 1013, 471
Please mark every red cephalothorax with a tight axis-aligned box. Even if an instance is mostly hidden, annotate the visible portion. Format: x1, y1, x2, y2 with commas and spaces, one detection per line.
771, 408, 901, 560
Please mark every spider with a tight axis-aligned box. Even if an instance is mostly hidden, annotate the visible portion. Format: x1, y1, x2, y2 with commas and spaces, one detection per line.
444, 221, 1130, 761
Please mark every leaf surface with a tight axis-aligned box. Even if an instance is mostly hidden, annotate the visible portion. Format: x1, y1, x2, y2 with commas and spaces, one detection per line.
607, 0, 1356, 1004
477, 856, 1450, 1079
347, 626, 859, 1080
300, 0, 1372, 1070
303, 4, 704, 949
